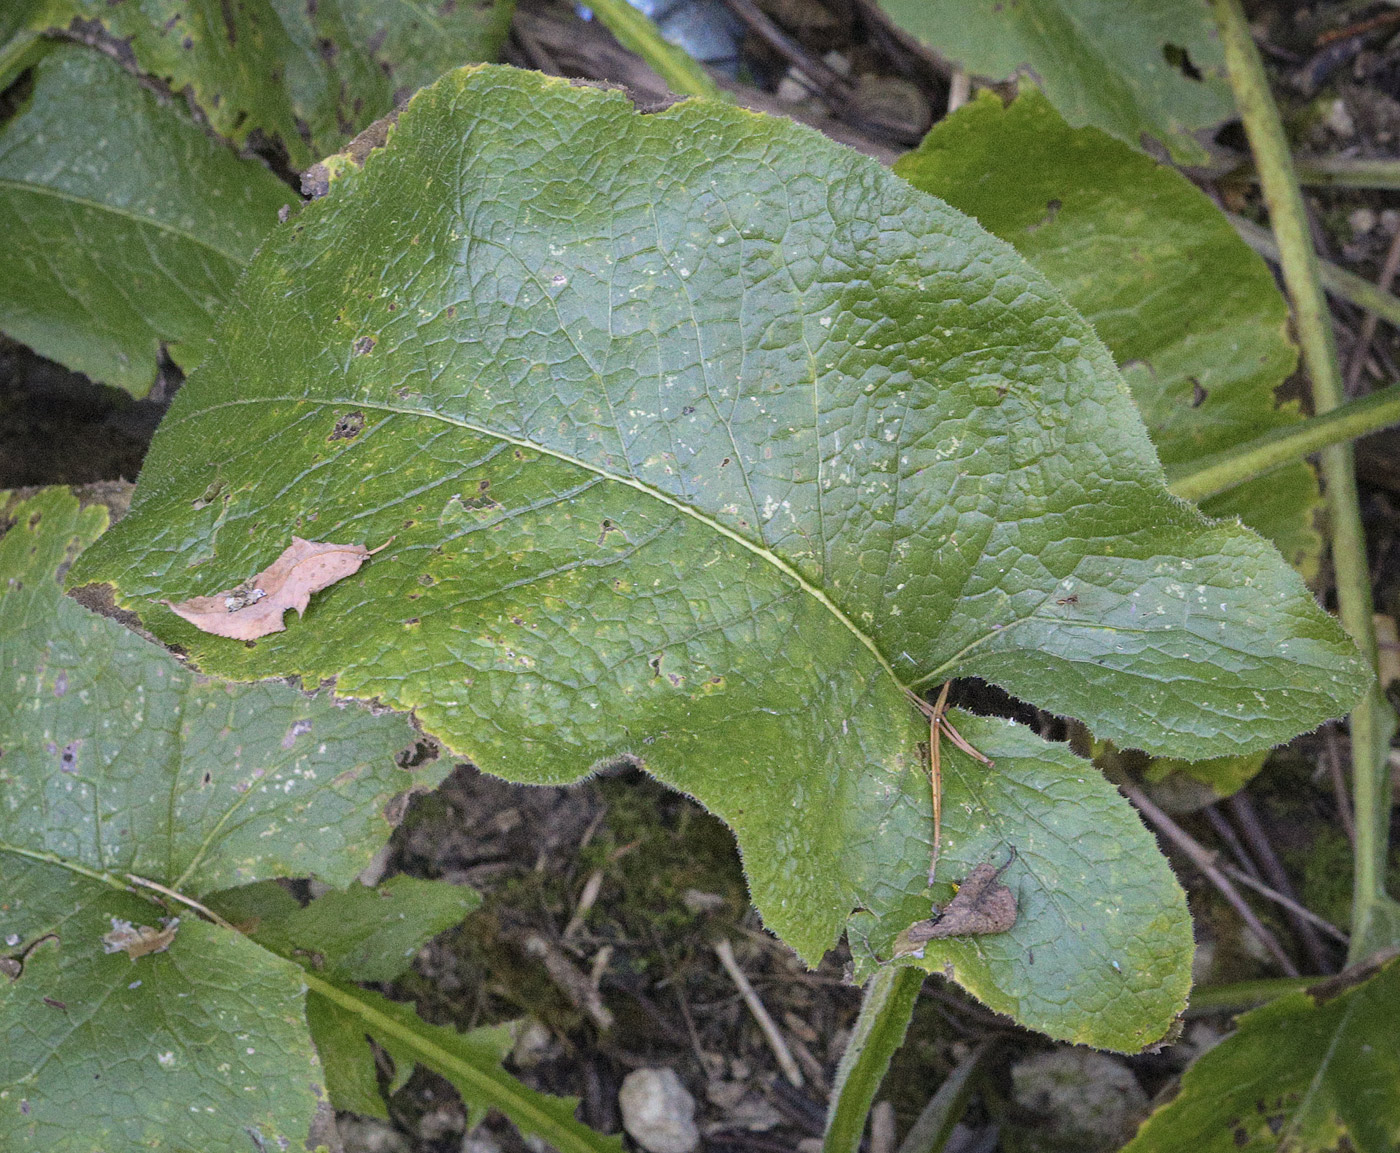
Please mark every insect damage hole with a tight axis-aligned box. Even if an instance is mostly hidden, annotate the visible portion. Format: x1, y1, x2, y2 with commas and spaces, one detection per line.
328, 411, 366, 441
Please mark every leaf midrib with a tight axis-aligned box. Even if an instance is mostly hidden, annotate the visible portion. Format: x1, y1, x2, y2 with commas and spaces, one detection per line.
159, 393, 912, 687
0, 178, 247, 265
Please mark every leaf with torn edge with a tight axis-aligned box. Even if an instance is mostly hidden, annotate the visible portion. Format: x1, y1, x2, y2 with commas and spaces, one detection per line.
165, 537, 383, 640
895, 855, 1019, 952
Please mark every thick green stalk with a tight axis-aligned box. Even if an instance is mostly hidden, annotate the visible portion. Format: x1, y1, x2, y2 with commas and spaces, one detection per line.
825, 965, 924, 1153
583, 0, 729, 102
1212, 0, 1398, 961
1166, 383, 1400, 502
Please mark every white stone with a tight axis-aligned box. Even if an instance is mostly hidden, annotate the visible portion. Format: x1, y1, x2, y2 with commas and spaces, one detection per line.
1325, 98, 1356, 138
618, 1068, 700, 1153
337, 1117, 411, 1153
1350, 207, 1378, 236
460, 1130, 504, 1153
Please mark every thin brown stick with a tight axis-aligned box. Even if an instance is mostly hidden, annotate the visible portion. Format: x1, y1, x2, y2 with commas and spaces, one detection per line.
714, 938, 804, 1088
1345, 224, 1400, 395
1226, 793, 1334, 970
1118, 781, 1301, 977
914, 684, 994, 883
1203, 804, 1263, 882
125, 874, 237, 932
719, 0, 855, 103
1324, 725, 1358, 846
928, 681, 949, 881
1215, 859, 1349, 945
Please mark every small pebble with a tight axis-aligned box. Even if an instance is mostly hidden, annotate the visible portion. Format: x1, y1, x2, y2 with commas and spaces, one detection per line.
619, 1068, 700, 1153
723, 1095, 783, 1132
337, 1117, 411, 1153
510, 1019, 558, 1069
1010, 1048, 1148, 1153
1324, 98, 1356, 139
705, 1080, 747, 1110
418, 1103, 465, 1142
682, 888, 725, 913
1350, 207, 1378, 237
460, 1129, 504, 1153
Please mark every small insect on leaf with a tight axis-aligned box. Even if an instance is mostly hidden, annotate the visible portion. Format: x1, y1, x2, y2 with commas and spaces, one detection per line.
101, 916, 180, 960
164, 537, 388, 640
895, 850, 1019, 953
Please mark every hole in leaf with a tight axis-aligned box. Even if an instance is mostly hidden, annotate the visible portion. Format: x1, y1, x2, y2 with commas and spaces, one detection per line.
329, 411, 365, 441
395, 740, 439, 770
1163, 42, 1203, 81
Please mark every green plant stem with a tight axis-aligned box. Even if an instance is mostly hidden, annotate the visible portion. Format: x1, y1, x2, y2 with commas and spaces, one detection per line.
1166, 383, 1400, 501
1287, 155, 1400, 190
1185, 976, 1317, 1015
1228, 212, 1400, 330
896, 1037, 998, 1153
1212, 0, 1398, 962
825, 965, 924, 1153
582, 0, 729, 102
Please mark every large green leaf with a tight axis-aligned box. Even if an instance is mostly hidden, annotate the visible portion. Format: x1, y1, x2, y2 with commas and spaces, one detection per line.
0, 44, 290, 396
7, 0, 513, 168
0, 487, 434, 1148
1125, 955, 1400, 1153
879, 0, 1235, 165
71, 67, 1368, 1049
894, 88, 1321, 579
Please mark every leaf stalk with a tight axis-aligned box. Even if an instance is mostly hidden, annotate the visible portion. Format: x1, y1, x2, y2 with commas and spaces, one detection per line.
1165, 382, 1400, 501
824, 964, 924, 1153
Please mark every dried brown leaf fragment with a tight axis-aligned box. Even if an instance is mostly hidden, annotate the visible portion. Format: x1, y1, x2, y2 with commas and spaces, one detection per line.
896, 850, 1019, 952
102, 917, 179, 960
165, 537, 385, 640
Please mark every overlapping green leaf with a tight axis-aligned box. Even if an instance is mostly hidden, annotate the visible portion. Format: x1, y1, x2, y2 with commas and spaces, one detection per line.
849, 712, 1192, 1051
0, 45, 290, 394
308, 982, 621, 1148
71, 67, 1367, 1047
0, 487, 433, 1147
895, 88, 1321, 580
1126, 956, 1400, 1152
879, 0, 1234, 165
5, 0, 513, 168
213, 874, 480, 982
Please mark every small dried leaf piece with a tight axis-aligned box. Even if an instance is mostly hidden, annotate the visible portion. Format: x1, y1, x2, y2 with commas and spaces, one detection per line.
165, 537, 383, 640
101, 916, 180, 959
905, 854, 1018, 944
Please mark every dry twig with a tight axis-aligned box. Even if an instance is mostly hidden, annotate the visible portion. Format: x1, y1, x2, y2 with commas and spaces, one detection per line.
714, 937, 804, 1088
1345, 225, 1400, 394
1118, 781, 1301, 977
